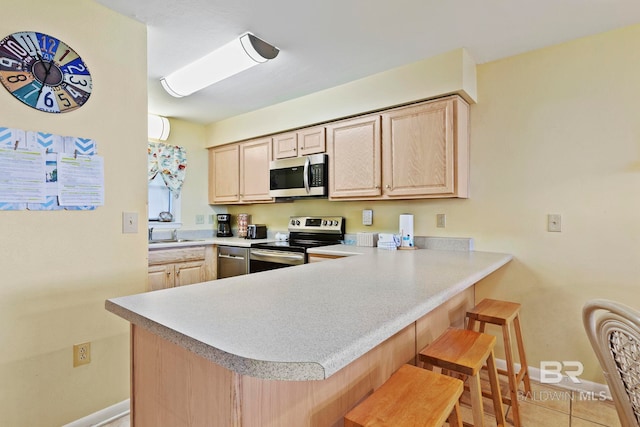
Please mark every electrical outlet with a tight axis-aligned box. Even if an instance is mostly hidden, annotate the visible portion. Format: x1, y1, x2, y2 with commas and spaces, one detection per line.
73, 342, 91, 367
548, 214, 562, 232
195, 214, 204, 224
436, 213, 446, 228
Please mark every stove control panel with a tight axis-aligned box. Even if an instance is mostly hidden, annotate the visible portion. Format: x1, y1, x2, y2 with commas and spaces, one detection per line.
288, 216, 344, 234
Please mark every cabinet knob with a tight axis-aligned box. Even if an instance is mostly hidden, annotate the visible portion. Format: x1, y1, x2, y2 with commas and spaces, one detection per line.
375, 185, 380, 189
166, 272, 170, 276
385, 185, 391, 189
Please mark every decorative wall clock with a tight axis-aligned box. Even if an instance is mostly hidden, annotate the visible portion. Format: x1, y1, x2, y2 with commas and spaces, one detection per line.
0, 31, 92, 113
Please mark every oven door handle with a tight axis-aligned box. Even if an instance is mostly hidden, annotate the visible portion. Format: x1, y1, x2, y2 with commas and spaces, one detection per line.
250, 249, 305, 265
303, 156, 310, 194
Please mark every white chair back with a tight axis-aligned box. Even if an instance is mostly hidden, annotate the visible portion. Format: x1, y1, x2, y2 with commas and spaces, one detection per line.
583, 299, 640, 427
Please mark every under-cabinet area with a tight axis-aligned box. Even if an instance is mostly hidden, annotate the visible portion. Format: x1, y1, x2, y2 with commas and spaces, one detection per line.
207, 94, 470, 205
147, 245, 216, 291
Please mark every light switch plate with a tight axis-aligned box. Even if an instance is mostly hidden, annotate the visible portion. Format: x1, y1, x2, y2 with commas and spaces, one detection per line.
362, 209, 373, 226
436, 213, 446, 228
122, 212, 138, 233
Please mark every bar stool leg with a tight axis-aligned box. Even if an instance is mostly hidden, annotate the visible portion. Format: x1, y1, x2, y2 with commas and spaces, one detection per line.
502, 321, 522, 427
448, 401, 463, 427
468, 373, 485, 427
486, 348, 507, 427
514, 314, 532, 394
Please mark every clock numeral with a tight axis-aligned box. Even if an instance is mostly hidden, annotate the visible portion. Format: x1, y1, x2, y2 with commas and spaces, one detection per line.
65, 84, 85, 100
16, 32, 40, 58
7, 74, 27, 83
59, 49, 70, 63
35, 85, 60, 113
43, 91, 55, 108
37, 33, 60, 61
3, 39, 29, 61
66, 74, 91, 90
0, 56, 22, 71
57, 91, 71, 108
12, 80, 41, 107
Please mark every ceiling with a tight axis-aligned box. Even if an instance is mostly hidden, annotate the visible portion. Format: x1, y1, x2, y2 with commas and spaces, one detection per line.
96, 0, 640, 125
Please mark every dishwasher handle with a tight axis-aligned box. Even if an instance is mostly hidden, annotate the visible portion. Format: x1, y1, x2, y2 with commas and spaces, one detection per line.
218, 253, 246, 260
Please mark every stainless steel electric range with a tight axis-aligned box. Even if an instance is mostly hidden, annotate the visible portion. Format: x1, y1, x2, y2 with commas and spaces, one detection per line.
249, 216, 345, 273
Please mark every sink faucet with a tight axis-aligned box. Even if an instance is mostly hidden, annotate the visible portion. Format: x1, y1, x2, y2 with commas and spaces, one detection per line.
148, 227, 154, 241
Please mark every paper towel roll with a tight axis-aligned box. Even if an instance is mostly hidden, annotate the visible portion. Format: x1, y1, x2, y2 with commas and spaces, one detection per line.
399, 214, 414, 247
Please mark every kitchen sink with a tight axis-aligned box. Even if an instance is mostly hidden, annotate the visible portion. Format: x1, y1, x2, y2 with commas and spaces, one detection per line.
148, 238, 204, 244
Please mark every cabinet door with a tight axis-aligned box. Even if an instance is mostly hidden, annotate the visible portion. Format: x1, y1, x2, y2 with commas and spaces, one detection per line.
148, 264, 173, 291
327, 115, 381, 199
209, 144, 240, 204
174, 261, 207, 287
298, 126, 326, 156
382, 98, 456, 197
240, 138, 273, 202
273, 132, 298, 159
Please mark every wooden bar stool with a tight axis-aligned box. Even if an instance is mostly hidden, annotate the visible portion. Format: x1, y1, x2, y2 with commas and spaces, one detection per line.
344, 364, 464, 427
419, 328, 506, 427
466, 298, 531, 427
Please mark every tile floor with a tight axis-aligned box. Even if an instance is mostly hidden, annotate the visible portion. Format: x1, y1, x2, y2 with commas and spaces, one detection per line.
103, 380, 621, 427
454, 374, 621, 427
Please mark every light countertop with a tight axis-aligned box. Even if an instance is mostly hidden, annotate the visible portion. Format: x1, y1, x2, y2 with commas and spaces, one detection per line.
106, 247, 512, 381
148, 236, 275, 249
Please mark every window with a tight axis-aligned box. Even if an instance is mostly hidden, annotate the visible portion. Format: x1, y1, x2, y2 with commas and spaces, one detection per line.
148, 174, 181, 223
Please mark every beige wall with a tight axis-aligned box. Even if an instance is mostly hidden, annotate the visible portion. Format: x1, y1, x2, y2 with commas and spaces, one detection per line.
213, 24, 640, 383
0, 1, 147, 425
207, 48, 478, 146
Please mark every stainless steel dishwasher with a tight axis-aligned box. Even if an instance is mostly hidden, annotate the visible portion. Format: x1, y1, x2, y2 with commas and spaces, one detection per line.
217, 246, 249, 278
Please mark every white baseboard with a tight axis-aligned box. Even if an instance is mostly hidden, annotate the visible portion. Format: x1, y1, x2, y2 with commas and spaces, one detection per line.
494, 358, 612, 400
62, 399, 130, 427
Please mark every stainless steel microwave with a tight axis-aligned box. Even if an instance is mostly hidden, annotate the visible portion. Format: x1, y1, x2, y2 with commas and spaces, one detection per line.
269, 154, 328, 198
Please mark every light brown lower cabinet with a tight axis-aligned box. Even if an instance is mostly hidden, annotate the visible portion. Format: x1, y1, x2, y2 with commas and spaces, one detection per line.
147, 246, 215, 291
129, 286, 474, 426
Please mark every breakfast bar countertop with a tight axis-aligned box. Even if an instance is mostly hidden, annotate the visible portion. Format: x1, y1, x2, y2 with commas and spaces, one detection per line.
106, 248, 512, 381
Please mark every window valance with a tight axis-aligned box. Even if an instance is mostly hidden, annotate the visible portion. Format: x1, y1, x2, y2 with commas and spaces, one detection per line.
148, 142, 187, 197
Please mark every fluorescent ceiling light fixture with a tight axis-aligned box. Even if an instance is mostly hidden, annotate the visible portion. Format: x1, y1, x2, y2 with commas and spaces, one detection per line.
160, 32, 279, 98
148, 114, 171, 141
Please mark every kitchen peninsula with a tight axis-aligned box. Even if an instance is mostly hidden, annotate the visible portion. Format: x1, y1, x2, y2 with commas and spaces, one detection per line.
106, 246, 512, 426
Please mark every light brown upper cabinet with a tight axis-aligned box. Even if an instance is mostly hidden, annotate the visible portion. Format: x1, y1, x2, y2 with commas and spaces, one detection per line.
240, 137, 273, 202
208, 137, 274, 204
273, 126, 326, 159
381, 96, 469, 198
327, 114, 382, 198
328, 95, 469, 200
209, 144, 240, 204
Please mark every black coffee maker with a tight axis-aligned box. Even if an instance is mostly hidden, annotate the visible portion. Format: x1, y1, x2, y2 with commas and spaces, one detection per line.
216, 214, 232, 237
